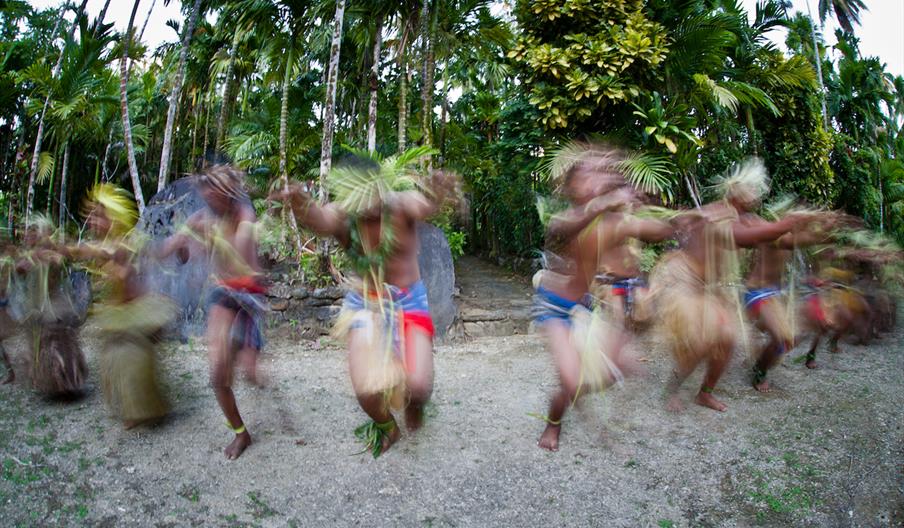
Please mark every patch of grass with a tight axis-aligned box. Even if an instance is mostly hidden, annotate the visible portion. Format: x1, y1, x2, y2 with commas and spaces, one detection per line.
246, 491, 277, 519
658, 520, 675, 528
26, 414, 51, 432
2, 457, 43, 485
624, 459, 637, 468
744, 454, 821, 523
58, 440, 83, 454
179, 485, 201, 503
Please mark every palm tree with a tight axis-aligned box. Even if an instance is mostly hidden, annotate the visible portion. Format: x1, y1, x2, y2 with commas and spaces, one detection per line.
120, 0, 146, 213
25, 0, 89, 224
48, 18, 115, 225
818, 0, 867, 33
157, 0, 204, 193
318, 0, 347, 192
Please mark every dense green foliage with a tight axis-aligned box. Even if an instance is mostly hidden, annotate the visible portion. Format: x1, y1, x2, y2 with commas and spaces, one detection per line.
0, 0, 901, 260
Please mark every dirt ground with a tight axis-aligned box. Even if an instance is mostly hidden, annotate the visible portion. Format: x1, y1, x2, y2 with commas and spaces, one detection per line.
0, 315, 901, 527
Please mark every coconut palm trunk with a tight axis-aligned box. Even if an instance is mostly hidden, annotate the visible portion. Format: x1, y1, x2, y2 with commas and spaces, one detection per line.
277, 33, 305, 258
367, 17, 382, 154
58, 142, 70, 227
138, 0, 158, 44
319, 0, 347, 195
120, 0, 146, 214
25, 0, 89, 225
419, 0, 435, 167
157, 0, 203, 193
215, 34, 240, 154
806, 3, 829, 130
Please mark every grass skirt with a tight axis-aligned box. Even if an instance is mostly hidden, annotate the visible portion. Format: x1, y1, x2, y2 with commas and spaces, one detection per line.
568, 305, 624, 392
30, 324, 86, 397
649, 253, 737, 371
332, 305, 406, 409
95, 294, 175, 422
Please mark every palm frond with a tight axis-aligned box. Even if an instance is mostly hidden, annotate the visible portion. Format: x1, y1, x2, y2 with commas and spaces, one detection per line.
617, 151, 677, 198
36, 152, 55, 185
694, 74, 739, 113
537, 141, 588, 186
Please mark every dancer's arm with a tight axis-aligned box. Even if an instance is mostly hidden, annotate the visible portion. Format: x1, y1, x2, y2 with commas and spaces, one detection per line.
732, 215, 802, 247
390, 170, 460, 221
271, 184, 349, 242
156, 212, 204, 259
617, 216, 674, 243
546, 187, 634, 246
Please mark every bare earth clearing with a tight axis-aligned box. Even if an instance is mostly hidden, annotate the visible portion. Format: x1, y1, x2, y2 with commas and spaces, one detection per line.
0, 260, 901, 527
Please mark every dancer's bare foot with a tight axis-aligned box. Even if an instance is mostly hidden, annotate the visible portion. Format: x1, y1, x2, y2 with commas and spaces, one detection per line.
225, 431, 252, 460
382, 422, 401, 453
753, 379, 771, 393
805, 359, 818, 369
404, 405, 424, 432
694, 391, 727, 412
666, 394, 685, 413
538, 423, 561, 452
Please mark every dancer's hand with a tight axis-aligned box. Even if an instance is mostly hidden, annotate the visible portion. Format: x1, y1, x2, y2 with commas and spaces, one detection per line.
268, 183, 312, 211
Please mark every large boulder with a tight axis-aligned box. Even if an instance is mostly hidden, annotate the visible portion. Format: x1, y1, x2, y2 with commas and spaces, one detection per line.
416, 222, 457, 339
137, 177, 211, 339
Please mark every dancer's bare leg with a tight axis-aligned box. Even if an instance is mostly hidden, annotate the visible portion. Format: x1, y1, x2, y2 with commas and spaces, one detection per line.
208, 305, 251, 460
538, 322, 581, 452
348, 329, 400, 452
695, 352, 729, 411
1, 343, 14, 384
403, 328, 434, 432
752, 302, 792, 392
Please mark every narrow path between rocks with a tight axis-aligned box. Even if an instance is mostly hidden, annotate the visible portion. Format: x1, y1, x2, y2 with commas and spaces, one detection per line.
453, 256, 534, 338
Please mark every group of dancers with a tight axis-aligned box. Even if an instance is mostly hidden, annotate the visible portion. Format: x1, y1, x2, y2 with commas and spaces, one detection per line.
0, 144, 898, 459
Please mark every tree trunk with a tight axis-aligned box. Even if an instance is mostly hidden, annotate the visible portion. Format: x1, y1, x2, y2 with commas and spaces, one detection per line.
396, 19, 411, 154
101, 129, 113, 182
120, 0, 146, 214
138, 0, 158, 44
319, 0, 346, 196
745, 106, 757, 156
201, 92, 210, 166
279, 41, 295, 187
215, 34, 240, 154
96, 0, 112, 28
26, 0, 89, 225
398, 60, 408, 153
439, 60, 449, 165
277, 33, 305, 257
158, 0, 203, 193
419, 0, 435, 167
806, 3, 829, 131
58, 142, 70, 227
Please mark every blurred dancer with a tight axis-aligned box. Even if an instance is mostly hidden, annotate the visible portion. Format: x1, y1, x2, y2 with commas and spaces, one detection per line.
653, 159, 808, 412
274, 157, 457, 457
0, 243, 18, 384
532, 145, 642, 451
744, 208, 832, 391
63, 184, 174, 428
14, 217, 87, 398
158, 165, 266, 459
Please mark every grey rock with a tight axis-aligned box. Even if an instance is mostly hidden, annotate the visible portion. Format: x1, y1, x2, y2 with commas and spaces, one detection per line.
416, 222, 457, 339
313, 305, 340, 322
137, 177, 210, 338
312, 286, 343, 300
291, 288, 309, 300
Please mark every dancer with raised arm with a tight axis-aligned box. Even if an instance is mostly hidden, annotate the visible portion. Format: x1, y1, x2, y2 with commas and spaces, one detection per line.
158, 165, 266, 459
532, 145, 643, 452
274, 152, 457, 457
